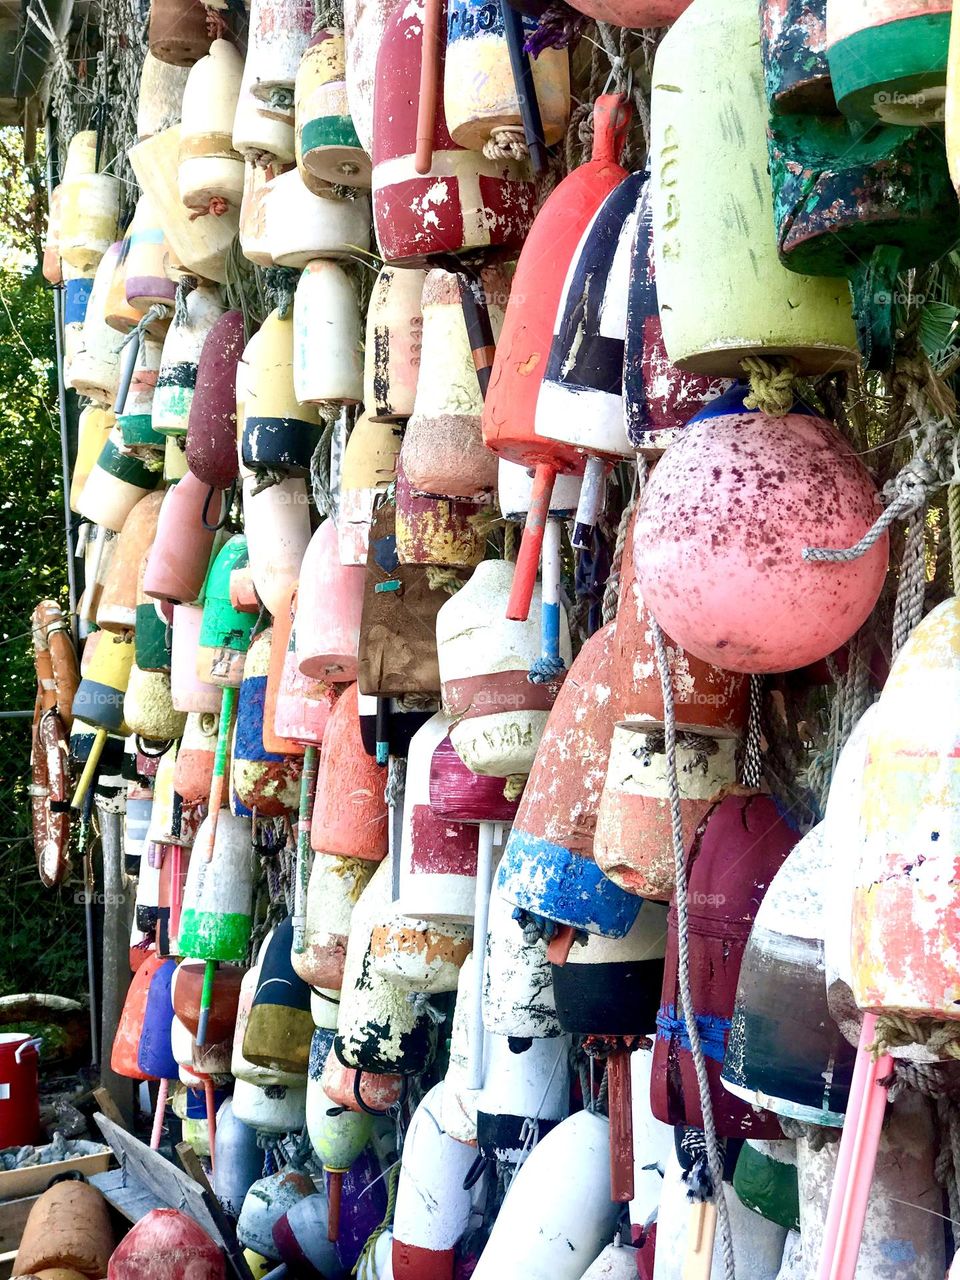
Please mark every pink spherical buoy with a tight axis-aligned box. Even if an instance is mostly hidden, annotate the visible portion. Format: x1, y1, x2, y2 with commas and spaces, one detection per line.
633, 385, 888, 674
108, 1208, 224, 1280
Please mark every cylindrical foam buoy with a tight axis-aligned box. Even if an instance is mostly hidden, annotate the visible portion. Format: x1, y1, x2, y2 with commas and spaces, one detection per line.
244, 916, 314, 1073
124, 194, 178, 315
310, 682, 387, 860
242, 473, 311, 619
296, 520, 366, 682
148, 0, 211, 66
14, 1179, 114, 1278
263, 169, 372, 267
338, 413, 402, 566
293, 852, 375, 990
237, 1170, 316, 1261
143, 471, 218, 606
153, 286, 226, 437
296, 27, 370, 190
362, 264, 424, 423
232, 627, 302, 816
395, 459, 487, 569
293, 259, 364, 405
247, 0, 314, 108
65, 243, 126, 403
171, 604, 221, 713
117, 337, 164, 456
177, 810, 254, 963
97, 489, 164, 632
242, 308, 322, 477
178, 40, 245, 216
213, 1099, 264, 1219
137, 52, 190, 139
185, 309, 244, 490
483, 887, 561, 1039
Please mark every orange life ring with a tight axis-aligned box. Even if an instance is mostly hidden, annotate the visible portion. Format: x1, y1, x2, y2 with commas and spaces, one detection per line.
30, 602, 79, 887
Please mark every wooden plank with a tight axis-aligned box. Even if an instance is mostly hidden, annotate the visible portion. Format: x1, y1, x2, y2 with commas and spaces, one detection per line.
91, 1167, 165, 1225
93, 1085, 127, 1130
92, 1114, 254, 1280
0, 1194, 37, 1252
176, 1142, 214, 1196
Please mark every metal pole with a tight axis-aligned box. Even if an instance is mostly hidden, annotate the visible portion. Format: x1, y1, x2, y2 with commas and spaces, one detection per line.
44, 113, 80, 629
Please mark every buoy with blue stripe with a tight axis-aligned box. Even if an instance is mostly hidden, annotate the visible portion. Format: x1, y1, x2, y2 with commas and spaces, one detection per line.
232, 626, 301, 816
536, 172, 642, 547
63, 271, 95, 384
652, 791, 797, 1138
139, 955, 180, 1147
67, 244, 127, 403
497, 623, 640, 938
242, 308, 323, 477
124, 193, 177, 316
244, 916, 314, 1074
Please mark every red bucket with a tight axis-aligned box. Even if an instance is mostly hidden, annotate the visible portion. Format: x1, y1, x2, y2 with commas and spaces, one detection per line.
0, 1033, 40, 1148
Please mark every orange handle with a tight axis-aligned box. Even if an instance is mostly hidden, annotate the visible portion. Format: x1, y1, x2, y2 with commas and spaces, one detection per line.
415, 0, 444, 175
606, 1049, 634, 1203
591, 93, 632, 167
506, 462, 556, 622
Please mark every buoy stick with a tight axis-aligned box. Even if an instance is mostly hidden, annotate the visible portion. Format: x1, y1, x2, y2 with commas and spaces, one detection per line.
572, 457, 607, 550
327, 1168, 343, 1242
467, 821, 495, 1091
375, 698, 390, 767
684, 1200, 717, 1279
169, 843, 183, 946
70, 726, 108, 810
199, 684, 238, 861
114, 329, 141, 416
498, 0, 548, 174
150, 1077, 169, 1150
79, 525, 108, 624
204, 1075, 217, 1171
196, 958, 217, 1048
818, 1013, 892, 1280
507, 462, 557, 622
540, 517, 562, 669
293, 745, 318, 953
414, 0, 443, 174
456, 272, 496, 401
606, 1048, 634, 1202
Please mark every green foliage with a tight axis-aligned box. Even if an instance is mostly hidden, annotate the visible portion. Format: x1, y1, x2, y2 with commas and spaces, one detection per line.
0, 126, 86, 1000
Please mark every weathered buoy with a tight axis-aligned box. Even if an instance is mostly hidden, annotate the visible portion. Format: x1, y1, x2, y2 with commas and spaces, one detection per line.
477, 1031, 571, 1166
296, 27, 370, 190
14, 1180, 113, 1278
124, 195, 178, 317
58, 131, 121, 274
633, 385, 888, 673
143, 474, 218, 609
293, 852, 375, 990
732, 1139, 800, 1231
339, 414, 402, 566
137, 51, 190, 139
63, 274, 96, 389
196, 534, 256, 686
232, 627, 302, 815
237, 1170, 316, 1260
148, 0, 211, 66
651, 792, 798, 1138
370, 909, 472, 993
153, 286, 226, 437
306, 1030, 373, 1237
650, 0, 857, 377
233, 55, 296, 167
65, 243, 127, 403
185, 310, 244, 490
826, 0, 950, 124
362, 264, 424, 422
401, 267, 504, 502
392, 1081, 476, 1280
437, 558, 571, 778
371, 0, 535, 265
623, 175, 729, 456
117, 337, 164, 456
177, 811, 254, 979
244, 916, 314, 1073
97, 490, 164, 631
242, 309, 322, 477
263, 585, 339, 755
395, 460, 486, 569
297, 520, 366, 682
723, 822, 856, 1126
565, 0, 689, 26
471, 1110, 620, 1279
178, 39, 245, 216
171, 604, 221, 713
264, 169, 372, 267
443, 0, 569, 152
213, 1099, 264, 1218
243, 474, 312, 618
293, 259, 364, 405
483, 886, 561, 1039
247, 0, 314, 109
311, 682, 387, 859
593, 727, 739, 900
851, 597, 960, 1018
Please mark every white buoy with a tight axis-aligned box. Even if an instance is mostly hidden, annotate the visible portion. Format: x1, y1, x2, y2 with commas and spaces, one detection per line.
483, 887, 561, 1040
293, 259, 364, 405
476, 1031, 570, 1166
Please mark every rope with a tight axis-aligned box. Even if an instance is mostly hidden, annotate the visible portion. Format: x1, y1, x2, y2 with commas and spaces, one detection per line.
312, 0, 343, 33
602, 466, 641, 626
528, 654, 566, 684
651, 616, 734, 1280
524, 0, 590, 55
503, 774, 526, 802
504, 521, 519, 563
741, 356, 797, 418
385, 757, 406, 809
309, 414, 337, 519
891, 505, 928, 663
224, 236, 268, 338
425, 567, 463, 595
950, 485, 960, 594
406, 991, 445, 1024
264, 267, 299, 320
870, 1014, 960, 1061
173, 276, 196, 328
483, 126, 528, 161
740, 675, 764, 789
352, 1164, 399, 1276
935, 1097, 960, 1234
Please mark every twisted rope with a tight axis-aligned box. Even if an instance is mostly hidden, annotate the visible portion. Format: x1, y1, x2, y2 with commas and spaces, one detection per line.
352, 1164, 399, 1276
602, 462, 643, 626
651, 616, 734, 1279
891, 506, 928, 663
483, 126, 529, 161
309, 414, 337, 518
950, 484, 960, 595
741, 356, 797, 418
740, 675, 764, 789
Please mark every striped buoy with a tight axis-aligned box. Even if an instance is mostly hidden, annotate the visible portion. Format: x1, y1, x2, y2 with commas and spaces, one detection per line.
296, 27, 370, 190
178, 40, 245, 216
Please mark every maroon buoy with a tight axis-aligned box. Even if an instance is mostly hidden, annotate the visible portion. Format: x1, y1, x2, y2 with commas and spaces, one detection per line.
651, 791, 800, 1139
186, 310, 245, 491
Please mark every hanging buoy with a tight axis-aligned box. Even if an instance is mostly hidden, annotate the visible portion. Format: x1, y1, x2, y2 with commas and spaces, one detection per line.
732, 1139, 800, 1232
247, 0, 314, 109
723, 822, 856, 1126
310, 682, 387, 859
185, 309, 244, 490
65, 243, 127, 403
651, 791, 798, 1138
244, 916, 314, 1073
238, 1170, 317, 1261
297, 521, 366, 682
242, 308, 323, 477
153, 286, 226, 437
243, 474, 312, 617
142, 474, 217, 608
437, 558, 571, 778
401, 267, 504, 502
148, 0, 212, 67
232, 627, 302, 815
233, 54, 296, 167
371, 0, 535, 265
471, 1110, 620, 1279
370, 911, 472, 993
826, 0, 950, 124
117, 337, 164, 456
296, 27, 370, 190
593, 727, 739, 899
43, 184, 62, 284
339, 414, 402, 566
213, 1099, 264, 1219
306, 1030, 373, 1240
633, 385, 888, 673
851, 597, 960, 1018
566, 0, 689, 25
58, 131, 121, 274
63, 274, 96, 388
395, 459, 487, 569
362, 265, 424, 423
171, 604, 221, 713
392, 1082, 477, 1280
650, 0, 857, 377
477, 1031, 570, 1166
293, 852, 375, 989
496, 623, 640, 937
97, 490, 164, 631
293, 259, 364, 405
264, 170, 372, 267
124, 195, 178, 318
137, 51, 190, 139
179, 40, 245, 216
263, 584, 340, 755
483, 886, 561, 1039
105, 237, 144, 335
623, 175, 729, 457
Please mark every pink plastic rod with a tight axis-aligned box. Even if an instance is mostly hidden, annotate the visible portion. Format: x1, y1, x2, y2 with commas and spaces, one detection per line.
150, 1077, 169, 1150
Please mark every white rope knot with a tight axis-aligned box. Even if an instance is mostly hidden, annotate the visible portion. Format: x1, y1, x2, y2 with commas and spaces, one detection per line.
482, 125, 529, 162
407, 992, 445, 1024
803, 421, 960, 564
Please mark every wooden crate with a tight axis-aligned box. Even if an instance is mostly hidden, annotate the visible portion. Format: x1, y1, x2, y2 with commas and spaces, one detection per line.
0, 1148, 112, 1202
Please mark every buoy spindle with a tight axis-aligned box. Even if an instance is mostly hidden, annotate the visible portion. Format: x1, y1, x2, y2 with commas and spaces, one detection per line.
200, 683, 237, 861
70, 726, 108, 810
196, 957, 217, 1047
414, 0, 443, 175
498, 0, 547, 174
507, 462, 556, 621
293, 744, 318, 952
467, 821, 495, 1091
572, 456, 607, 551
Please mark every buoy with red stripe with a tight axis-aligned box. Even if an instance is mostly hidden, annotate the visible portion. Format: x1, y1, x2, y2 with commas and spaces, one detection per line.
238, 1170, 317, 1261
481, 94, 630, 622
371, 0, 535, 265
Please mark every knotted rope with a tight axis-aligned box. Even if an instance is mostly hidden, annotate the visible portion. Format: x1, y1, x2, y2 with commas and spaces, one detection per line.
651, 616, 735, 1280
483, 125, 528, 162
173, 277, 196, 328
741, 356, 797, 418
309, 413, 337, 519
264, 266, 299, 319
